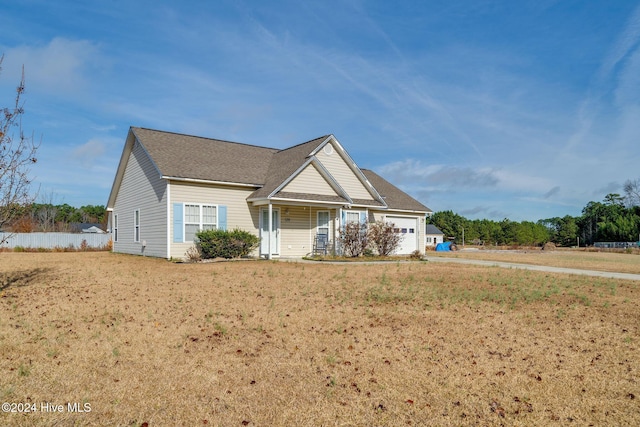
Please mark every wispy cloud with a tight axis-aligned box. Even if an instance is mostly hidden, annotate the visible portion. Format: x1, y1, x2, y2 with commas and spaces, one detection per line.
543, 186, 560, 199
598, 4, 640, 82
566, 4, 640, 153
1, 37, 101, 96
593, 182, 621, 197
379, 160, 499, 188
72, 139, 106, 168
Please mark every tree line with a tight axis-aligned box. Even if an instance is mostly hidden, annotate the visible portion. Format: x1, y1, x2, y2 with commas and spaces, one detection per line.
428, 179, 640, 247
8, 203, 107, 233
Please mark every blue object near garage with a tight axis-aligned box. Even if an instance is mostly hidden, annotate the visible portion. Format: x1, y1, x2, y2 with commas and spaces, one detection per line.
435, 241, 452, 251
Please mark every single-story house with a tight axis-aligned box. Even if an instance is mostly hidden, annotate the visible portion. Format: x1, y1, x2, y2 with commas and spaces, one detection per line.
106, 127, 432, 259
69, 223, 106, 234
425, 224, 444, 247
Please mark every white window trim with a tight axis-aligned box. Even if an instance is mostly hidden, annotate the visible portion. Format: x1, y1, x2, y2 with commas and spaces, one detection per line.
113, 214, 118, 243
317, 210, 330, 239
134, 209, 140, 242
183, 203, 219, 243
344, 210, 365, 224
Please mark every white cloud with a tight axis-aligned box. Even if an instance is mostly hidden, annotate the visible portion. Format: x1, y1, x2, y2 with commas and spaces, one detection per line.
378, 158, 558, 195
71, 139, 107, 169
1, 37, 101, 96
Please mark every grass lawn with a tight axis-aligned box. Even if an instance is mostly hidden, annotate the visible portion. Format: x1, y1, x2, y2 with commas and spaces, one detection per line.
1, 252, 638, 426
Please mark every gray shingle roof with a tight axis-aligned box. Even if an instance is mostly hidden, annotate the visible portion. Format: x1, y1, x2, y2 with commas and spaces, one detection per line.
132, 127, 277, 185
426, 224, 443, 235
361, 169, 431, 212
249, 136, 329, 198
128, 127, 430, 213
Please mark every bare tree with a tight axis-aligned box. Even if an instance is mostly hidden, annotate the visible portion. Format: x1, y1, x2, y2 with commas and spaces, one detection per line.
623, 179, 640, 207
0, 55, 39, 244
33, 192, 59, 232
368, 221, 403, 256
338, 221, 368, 257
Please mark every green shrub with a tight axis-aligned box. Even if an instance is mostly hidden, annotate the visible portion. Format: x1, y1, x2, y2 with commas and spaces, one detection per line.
195, 228, 259, 259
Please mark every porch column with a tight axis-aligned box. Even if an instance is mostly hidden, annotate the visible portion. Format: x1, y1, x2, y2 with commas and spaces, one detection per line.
267, 202, 273, 260
336, 207, 342, 255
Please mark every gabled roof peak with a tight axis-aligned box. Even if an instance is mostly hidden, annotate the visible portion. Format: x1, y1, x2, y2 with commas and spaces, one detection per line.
275, 134, 332, 154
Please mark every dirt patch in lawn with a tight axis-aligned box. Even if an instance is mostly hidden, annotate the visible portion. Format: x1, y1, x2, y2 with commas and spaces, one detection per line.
1, 252, 638, 426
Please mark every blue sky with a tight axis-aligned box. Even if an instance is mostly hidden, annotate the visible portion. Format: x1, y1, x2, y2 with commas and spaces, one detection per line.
1, 0, 639, 221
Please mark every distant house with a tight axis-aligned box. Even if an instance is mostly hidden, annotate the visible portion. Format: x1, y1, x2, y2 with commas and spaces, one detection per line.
425, 224, 444, 247
106, 127, 432, 259
69, 223, 106, 234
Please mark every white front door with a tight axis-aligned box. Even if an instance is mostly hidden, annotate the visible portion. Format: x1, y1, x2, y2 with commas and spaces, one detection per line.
260, 208, 280, 256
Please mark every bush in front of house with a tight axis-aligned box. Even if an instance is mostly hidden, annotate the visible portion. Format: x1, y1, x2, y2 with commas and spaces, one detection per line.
338, 221, 369, 257
195, 228, 259, 259
337, 220, 406, 257
368, 220, 403, 256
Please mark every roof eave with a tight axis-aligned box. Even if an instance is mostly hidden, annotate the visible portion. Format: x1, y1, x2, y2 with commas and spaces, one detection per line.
267, 157, 315, 198
248, 197, 347, 207
106, 128, 136, 209
163, 176, 262, 188
385, 208, 432, 215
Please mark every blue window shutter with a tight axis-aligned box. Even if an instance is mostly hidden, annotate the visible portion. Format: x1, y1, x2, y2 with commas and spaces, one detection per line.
359, 212, 367, 224
218, 205, 227, 230
173, 203, 183, 242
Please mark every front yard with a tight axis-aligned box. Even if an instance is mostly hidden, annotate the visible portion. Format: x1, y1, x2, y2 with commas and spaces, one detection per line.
1, 252, 638, 425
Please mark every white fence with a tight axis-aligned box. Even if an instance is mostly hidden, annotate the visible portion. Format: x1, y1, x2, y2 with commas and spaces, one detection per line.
594, 241, 639, 249
0, 232, 111, 249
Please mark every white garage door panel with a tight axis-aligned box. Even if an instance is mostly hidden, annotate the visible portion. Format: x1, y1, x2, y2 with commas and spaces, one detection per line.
386, 216, 418, 254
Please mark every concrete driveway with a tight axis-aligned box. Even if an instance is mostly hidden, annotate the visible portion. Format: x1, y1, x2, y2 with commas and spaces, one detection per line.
424, 256, 640, 281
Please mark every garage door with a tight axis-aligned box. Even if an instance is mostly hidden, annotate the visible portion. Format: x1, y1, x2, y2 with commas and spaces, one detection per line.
386, 216, 418, 254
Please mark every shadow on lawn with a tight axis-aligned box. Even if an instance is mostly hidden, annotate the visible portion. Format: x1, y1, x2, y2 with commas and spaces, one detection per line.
0, 268, 52, 291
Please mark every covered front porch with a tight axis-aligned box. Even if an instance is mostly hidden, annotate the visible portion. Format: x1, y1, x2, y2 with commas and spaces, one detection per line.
253, 201, 345, 259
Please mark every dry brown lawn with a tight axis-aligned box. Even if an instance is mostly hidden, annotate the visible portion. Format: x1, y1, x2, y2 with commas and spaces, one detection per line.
1, 252, 638, 426
429, 247, 640, 274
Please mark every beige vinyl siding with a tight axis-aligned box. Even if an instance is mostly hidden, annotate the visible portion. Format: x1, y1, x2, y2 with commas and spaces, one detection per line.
315, 142, 376, 201
277, 205, 337, 257
369, 210, 425, 254
112, 140, 167, 257
170, 181, 259, 259
281, 164, 338, 196
277, 205, 309, 257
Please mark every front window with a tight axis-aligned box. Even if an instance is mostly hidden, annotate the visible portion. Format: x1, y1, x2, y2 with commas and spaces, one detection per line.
202, 205, 217, 230
345, 211, 360, 223
184, 204, 217, 242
